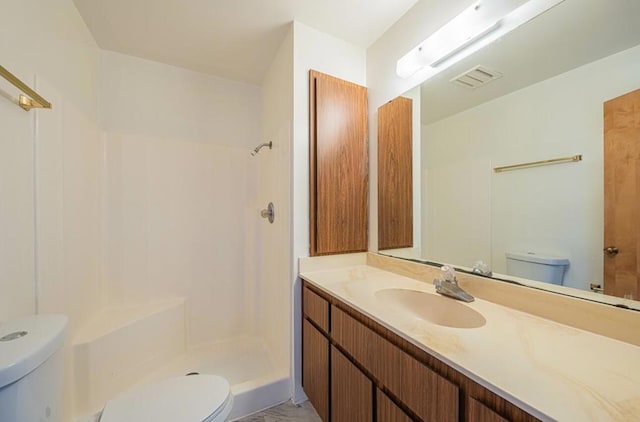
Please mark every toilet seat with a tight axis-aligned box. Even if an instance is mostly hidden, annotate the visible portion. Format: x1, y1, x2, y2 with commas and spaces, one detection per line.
100, 375, 233, 422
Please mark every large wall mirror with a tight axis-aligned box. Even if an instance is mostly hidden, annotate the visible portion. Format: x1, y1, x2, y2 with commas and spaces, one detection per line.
378, 0, 640, 309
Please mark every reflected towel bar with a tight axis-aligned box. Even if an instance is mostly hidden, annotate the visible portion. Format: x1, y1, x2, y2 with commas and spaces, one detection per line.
494, 154, 582, 173
0, 65, 52, 111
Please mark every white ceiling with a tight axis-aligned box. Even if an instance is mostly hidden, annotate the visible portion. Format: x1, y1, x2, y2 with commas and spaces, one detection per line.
419, 0, 640, 124
73, 0, 418, 84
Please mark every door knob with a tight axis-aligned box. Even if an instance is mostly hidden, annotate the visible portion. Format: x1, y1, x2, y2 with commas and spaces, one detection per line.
603, 246, 619, 256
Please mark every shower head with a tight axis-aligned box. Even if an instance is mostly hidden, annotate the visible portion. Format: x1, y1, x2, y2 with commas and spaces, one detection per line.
251, 141, 272, 156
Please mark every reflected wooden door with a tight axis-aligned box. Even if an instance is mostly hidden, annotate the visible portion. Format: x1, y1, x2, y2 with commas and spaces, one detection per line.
604, 88, 640, 299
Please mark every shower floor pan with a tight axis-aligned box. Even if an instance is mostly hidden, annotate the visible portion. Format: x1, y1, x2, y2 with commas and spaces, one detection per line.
72, 299, 288, 421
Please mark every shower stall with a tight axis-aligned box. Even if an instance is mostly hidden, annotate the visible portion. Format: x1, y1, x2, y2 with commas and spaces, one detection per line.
68, 51, 293, 421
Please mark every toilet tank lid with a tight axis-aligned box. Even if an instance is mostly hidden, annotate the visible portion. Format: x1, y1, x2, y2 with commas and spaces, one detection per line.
506, 252, 569, 266
0, 314, 68, 389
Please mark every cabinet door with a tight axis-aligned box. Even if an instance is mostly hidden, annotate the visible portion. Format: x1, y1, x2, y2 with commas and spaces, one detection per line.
309, 70, 368, 256
303, 319, 329, 421
377, 389, 413, 422
378, 96, 413, 250
468, 398, 510, 422
331, 345, 373, 422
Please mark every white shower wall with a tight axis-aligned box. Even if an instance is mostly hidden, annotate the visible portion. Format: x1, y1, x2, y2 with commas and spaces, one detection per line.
100, 51, 266, 346
258, 27, 294, 372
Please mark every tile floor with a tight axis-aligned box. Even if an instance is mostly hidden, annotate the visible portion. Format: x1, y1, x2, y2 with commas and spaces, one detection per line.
235, 400, 321, 422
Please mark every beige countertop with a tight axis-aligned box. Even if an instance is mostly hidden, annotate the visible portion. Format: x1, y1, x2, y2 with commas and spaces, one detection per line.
299, 255, 640, 421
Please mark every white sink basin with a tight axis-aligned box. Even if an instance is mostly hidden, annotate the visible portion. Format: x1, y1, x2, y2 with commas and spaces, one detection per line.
375, 288, 486, 328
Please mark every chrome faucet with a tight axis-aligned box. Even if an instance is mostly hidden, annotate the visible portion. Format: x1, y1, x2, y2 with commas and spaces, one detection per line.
433, 265, 475, 303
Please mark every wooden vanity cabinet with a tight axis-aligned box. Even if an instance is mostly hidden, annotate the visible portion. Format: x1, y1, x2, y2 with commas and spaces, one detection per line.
332, 306, 458, 421
301, 282, 541, 422
309, 70, 368, 256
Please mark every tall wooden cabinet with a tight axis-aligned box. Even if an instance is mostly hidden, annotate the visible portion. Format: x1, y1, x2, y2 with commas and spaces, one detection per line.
309, 70, 368, 256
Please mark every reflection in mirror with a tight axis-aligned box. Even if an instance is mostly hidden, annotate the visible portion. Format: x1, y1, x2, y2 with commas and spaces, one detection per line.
377, 0, 640, 308
378, 93, 418, 251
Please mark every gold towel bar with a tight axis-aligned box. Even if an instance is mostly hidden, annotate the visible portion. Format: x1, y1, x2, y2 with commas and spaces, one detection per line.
494, 154, 582, 173
0, 65, 52, 111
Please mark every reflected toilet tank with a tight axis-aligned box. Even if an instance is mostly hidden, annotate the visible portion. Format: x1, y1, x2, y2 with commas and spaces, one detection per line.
505, 252, 569, 285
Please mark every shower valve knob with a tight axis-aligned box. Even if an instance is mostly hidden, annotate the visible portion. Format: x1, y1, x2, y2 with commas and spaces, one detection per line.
261, 202, 274, 224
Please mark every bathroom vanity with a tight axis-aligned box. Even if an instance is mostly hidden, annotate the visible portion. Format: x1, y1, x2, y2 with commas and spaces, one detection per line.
300, 254, 640, 421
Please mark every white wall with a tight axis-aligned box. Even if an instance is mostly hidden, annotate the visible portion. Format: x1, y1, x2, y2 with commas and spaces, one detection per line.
422, 45, 640, 290
0, 0, 102, 323
259, 27, 294, 373
291, 21, 366, 401
100, 51, 262, 346
0, 75, 35, 321
0, 1, 103, 419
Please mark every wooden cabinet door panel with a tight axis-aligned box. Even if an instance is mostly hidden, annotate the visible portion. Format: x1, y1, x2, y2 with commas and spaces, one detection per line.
303, 319, 329, 421
377, 389, 413, 422
310, 70, 368, 256
331, 345, 373, 422
378, 96, 413, 250
469, 398, 510, 422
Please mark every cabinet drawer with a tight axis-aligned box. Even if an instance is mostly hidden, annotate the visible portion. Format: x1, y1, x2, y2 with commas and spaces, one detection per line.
303, 286, 329, 333
332, 306, 459, 422
377, 389, 413, 422
469, 398, 510, 422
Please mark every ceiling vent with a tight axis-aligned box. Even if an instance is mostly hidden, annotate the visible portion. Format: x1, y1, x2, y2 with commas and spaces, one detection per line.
450, 66, 502, 89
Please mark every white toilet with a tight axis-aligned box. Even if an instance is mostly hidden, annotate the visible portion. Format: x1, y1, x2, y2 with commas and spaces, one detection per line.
99, 374, 233, 422
506, 251, 570, 285
0, 314, 68, 422
0, 313, 232, 422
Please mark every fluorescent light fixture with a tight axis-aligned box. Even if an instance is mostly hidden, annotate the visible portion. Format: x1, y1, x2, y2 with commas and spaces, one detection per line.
396, 0, 566, 79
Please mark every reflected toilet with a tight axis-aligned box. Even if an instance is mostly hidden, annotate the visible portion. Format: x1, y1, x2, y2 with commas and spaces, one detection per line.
505, 252, 569, 285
